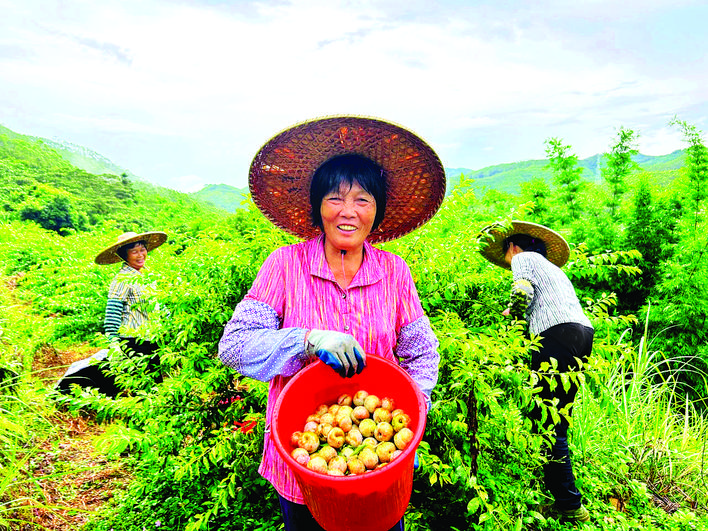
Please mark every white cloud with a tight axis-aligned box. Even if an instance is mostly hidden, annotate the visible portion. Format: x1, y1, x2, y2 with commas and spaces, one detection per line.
0, 0, 706, 190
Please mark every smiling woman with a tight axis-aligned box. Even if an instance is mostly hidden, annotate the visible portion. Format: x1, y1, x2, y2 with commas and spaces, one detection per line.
94, 230, 168, 391
218, 115, 446, 530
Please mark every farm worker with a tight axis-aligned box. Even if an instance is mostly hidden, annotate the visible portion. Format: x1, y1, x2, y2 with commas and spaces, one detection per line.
218, 116, 444, 531
95, 230, 168, 386
477, 220, 593, 523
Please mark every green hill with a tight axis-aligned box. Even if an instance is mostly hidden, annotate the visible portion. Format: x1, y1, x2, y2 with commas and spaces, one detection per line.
0, 125, 143, 182
193, 183, 250, 212
446, 150, 686, 195
1, 121, 690, 225
0, 124, 224, 234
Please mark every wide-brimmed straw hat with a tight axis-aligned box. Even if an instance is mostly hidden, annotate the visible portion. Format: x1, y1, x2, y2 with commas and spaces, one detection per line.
477, 220, 570, 269
249, 115, 446, 243
94, 231, 168, 265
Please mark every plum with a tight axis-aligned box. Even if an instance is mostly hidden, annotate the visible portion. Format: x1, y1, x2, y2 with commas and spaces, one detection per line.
347, 458, 366, 475
291, 447, 310, 466
298, 431, 320, 453
307, 455, 328, 474
327, 427, 346, 449
391, 413, 411, 432
363, 394, 381, 414
337, 393, 353, 407
352, 390, 369, 406
374, 422, 394, 442
345, 427, 363, 447
303, 421, 319, 433
318, 445, 338, 463
362, 436, 378, 447
336, 414, 353, 432
328, 455, 348, 474
290, 431, 303, 447
376, 441, 397, 463
351, 405, 369, 424
319, 412, 335, 426
380, 396, 395, 411
360, 446, 379, 470
373, 407, 392, 424
316, 423, 333, 442
358, 418, 376, 438
394, 427, 414, 451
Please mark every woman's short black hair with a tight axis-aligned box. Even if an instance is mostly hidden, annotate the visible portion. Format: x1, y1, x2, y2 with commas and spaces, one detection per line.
309, 154, 387, 231
117, 240, 147, 261
502, 233, 547, 257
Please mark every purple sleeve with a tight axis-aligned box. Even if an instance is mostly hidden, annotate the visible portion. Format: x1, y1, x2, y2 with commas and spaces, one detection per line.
396, 315, 439, 410
218, 299, 310, 381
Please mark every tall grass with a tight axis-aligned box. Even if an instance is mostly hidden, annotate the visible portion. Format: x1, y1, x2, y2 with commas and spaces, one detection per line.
573, 303, 708, 518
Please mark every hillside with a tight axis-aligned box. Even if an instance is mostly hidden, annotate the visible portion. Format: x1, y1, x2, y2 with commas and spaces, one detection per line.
0, 125, 142, 181
0, 124, 225, 234
446, 150, 686, 195
193, 183, 250, 212
1, 122, 690, 216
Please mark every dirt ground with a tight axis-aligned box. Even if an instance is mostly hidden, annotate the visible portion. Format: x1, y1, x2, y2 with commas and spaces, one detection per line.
3, 275, 132, 531
16, 411, 133, 531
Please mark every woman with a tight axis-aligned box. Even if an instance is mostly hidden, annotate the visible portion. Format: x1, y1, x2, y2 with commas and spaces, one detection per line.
218, 116, 445, 530
478, 220, 593, 523
95, 230, 167, 385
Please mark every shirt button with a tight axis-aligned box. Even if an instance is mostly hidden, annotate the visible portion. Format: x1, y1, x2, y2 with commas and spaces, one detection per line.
344, 325, 350, 331
342, 293, 346, 299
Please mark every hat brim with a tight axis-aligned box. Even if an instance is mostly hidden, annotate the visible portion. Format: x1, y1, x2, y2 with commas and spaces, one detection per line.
477, 221, 570, 269
95, 231, 168, 265
249, 115, 446, 243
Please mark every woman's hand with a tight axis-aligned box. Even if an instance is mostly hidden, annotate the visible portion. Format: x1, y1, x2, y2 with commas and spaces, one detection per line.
306, 329, 366, 377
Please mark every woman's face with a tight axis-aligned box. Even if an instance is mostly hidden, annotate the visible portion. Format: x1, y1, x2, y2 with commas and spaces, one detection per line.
125, 244, 148, 270
320, 181, 377, 254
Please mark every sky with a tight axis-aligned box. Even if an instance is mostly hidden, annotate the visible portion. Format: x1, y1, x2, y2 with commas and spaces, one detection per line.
1, 0, 707, 193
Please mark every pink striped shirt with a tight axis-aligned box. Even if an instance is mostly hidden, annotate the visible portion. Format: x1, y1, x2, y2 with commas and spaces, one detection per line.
218, 235, 439, 503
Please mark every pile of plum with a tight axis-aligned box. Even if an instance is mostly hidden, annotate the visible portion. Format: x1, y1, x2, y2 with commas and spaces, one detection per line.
289, 389, 414, 476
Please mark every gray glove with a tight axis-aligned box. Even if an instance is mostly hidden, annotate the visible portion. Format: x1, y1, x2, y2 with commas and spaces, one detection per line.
306, 329, 366, 378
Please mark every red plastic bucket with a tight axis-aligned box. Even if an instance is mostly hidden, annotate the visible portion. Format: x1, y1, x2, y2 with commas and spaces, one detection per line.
272, 355, 427, 531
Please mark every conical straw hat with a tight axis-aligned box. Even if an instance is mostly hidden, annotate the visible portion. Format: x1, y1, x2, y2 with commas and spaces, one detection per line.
249, 115, 446, 243
94, 231, 167, 265
477, 220, 569, 269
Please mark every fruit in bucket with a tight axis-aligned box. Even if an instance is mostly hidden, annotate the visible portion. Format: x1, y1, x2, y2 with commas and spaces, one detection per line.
358, 418, 376, 438
351, 405, 369, 423
391, 412, 411, 432
352, 389, 368, 406
394, 427, 414, 451
374, 422, 394, 442
307, 455, 328, 474
299, 431, 320, 453
327, 427, 346, 449
288, 387, 417, 477
359, 446, 379, 470
376, 441, 396, 463
274, 357, 427, 531
291, 447, 310, 466
337, 393, 353, 406
364, 394, 381, 414
373, 407, 392, 424
345, 427, 363, 447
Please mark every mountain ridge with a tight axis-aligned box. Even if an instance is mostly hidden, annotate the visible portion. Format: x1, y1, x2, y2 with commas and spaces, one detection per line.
1, 122, 688, 212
